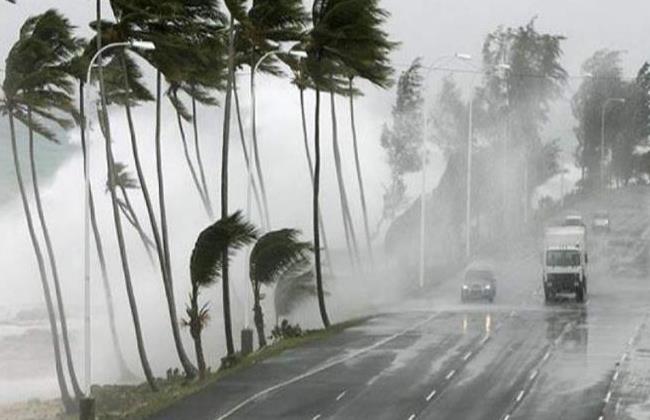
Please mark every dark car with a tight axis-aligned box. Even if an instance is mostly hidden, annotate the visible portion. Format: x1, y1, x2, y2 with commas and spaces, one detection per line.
461, 269, 497, 303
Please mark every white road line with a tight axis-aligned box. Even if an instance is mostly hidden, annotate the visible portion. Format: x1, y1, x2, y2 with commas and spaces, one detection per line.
529, 369, 538, 381
214, 312, 441, 420
336, 391, 347, 401
620, 353, 627, 363
516, 390, 525, 402
598, 416, 604, 420
407, 414, 416, 420
481, 335, 490, 345
446, 370, 456, 380
604, 391, 612, 403
613, 371, 619, 381
503, 414, 511, 420
312, 415, 321, 420
426, 389, 437, 401
463, 351, 472, 361
542, 351, 550, 362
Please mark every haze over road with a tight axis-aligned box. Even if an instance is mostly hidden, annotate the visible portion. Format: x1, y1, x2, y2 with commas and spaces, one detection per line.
150, 189, 650, 420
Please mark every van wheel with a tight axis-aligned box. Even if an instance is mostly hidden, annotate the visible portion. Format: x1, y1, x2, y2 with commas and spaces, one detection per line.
576, 285, 585, 303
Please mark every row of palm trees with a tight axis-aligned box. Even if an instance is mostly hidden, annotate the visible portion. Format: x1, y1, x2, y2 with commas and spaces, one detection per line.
1, 0, 395, 410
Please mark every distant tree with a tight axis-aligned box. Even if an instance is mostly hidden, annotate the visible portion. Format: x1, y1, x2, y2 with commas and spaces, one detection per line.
186, 211, 257, 378
377, 58, 424, 233
572, 50, 627, 190
482, 18, 567, 221
611, 63, 650, 186
249, 229, 312, 348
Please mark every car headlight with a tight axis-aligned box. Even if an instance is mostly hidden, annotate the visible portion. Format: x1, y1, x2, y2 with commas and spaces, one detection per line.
462, 285, 469, 290
484, 285, 491, 289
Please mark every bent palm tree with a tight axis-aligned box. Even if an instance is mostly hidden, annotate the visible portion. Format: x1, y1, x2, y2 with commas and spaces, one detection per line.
274, 269, 317, 324
249, 229, 312, 348
2, 9, 80, 409
186, 211, 257, 378
305, 0, 395, 327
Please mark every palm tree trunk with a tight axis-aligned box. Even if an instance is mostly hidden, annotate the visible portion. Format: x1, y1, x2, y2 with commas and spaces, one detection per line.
313, 87, 330, 328
299, 88, 334, 276
348, 78, 374, 266
253, 286, 266, 348
250, 71, 272, 229
80, 83, 132, 379
153, 70, 198, 378
174, 91, 212, 217
190, 91, 213, 217
221, 18, 236, 356
27, 108, 83, 399
9, 113, 75, 411
330, 91, 361, 267
189, 285, 206, 379
233, 76, 265, 225
96, 3, 155, 390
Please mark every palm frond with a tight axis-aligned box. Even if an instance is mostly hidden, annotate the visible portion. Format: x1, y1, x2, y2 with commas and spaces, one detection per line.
249, 229, 312, 288
190, 211, 258, 287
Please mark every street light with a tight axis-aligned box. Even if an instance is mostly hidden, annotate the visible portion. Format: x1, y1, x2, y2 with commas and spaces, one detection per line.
82, 39, 155, 394
600, 97, 626, 190
249, 42, 307, 231
419, 53, 472, 288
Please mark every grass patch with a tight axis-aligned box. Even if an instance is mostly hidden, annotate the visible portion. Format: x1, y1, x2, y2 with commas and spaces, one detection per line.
83, 317, 368, 419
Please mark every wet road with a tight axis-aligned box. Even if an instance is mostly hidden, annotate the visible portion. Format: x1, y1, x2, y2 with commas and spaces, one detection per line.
153, 190, 650, 420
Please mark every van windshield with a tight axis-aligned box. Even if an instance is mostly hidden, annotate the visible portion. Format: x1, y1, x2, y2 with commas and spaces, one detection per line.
546, 250, 581, 267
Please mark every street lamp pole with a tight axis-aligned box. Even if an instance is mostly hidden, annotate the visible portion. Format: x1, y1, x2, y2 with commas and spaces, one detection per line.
600, 97, 626, 190
82, 39, 154, 394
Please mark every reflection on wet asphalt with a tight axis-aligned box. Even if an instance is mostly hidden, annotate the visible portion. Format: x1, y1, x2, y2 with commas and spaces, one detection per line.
153, 191, 650, 420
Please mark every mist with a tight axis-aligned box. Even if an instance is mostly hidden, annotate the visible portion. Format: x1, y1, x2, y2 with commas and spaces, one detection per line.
1, 0, 650, 408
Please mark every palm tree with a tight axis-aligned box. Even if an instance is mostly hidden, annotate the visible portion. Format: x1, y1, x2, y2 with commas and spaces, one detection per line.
8, 10, 85, 399
89, 34, 158, 394
186, 211, 257, 378
1, 10, 81, 410
249, 229, 312, 348
329, 85, 361, 266
305, 0, 395, 327
288, 59, 334, 275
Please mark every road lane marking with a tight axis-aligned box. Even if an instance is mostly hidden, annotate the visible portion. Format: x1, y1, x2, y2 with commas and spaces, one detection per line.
463, 351, 472, 361
516, 390, 525, 402
503, 414, 511, 420
613, 371, 619, 381
445, 370, 456, 380
529, 370, 538, 381
542, 351, 550, 362
336, 391, 347, 401
481, 335, 490, 345
312, 415, 321, 420
620, 353, 627, 363
215, 312, 442, 419
604, 391, 612, 403
407, 414, 416, 420
426, 389, 437, 401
